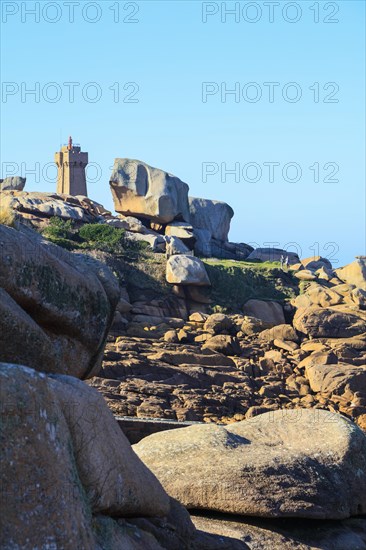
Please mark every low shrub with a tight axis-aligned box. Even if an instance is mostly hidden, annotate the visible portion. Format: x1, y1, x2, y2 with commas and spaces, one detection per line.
43, 217, 74, 240
78, 224, 125, 253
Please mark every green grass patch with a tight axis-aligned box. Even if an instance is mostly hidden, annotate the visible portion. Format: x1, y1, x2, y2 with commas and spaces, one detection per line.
203, 259, 298, 312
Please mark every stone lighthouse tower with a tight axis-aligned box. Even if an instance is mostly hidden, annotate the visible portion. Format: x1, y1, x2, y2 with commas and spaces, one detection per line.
55, 136, 88, 196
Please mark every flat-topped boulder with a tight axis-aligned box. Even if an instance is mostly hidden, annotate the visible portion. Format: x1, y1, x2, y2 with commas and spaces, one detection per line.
202, 334, 241, 356
134, 409, 366, 519
246, 248, 299, 264
124, 230, 166, 252
110, 158, 190, 224
0, 176, 26, 191
189, 197, 234, 242
165, 221, 194, 240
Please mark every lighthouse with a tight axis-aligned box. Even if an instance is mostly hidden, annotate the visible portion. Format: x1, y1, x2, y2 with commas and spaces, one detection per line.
55, 137, 88, 196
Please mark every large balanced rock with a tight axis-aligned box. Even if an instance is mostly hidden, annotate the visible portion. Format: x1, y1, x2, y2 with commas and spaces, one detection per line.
110, 158, 190, 224
246, 248, 299, 264
166, 254, 211, 286
134, 409, 366, 519
293, 307, 366, 338
336, 257, 366, 289
242, 299, 285, 325
0, 176, 26, 191
188, 197, 234, 242
0, 224, 119, 378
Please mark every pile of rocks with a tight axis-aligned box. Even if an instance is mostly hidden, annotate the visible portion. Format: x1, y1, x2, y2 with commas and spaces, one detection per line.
91, 257, 366, 432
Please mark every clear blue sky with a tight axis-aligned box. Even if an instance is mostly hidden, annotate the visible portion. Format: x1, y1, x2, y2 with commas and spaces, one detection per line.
1, 0, 365, 266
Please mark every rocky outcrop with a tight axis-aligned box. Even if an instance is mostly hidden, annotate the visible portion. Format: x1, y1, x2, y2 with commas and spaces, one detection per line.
166, 254, 211, 286
188, 197, 234, 243
134, 409, 366, 519
0, 190, 111, 222
0, 176, 26, 191
1, 363, 226, 549
110, 158, 190, 224
0, 224, 119, 378
336, 257, 366, 288
92, 311, 366, 431
0, 364, 166, 548
293, 307, 366, 338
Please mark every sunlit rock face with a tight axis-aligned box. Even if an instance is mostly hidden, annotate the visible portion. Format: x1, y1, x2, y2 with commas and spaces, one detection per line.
110, 159, 190, 224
